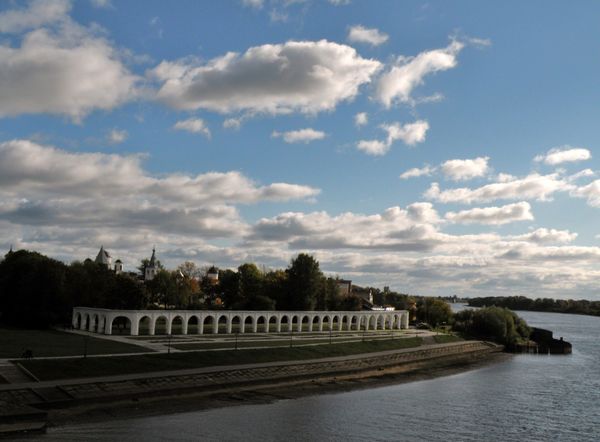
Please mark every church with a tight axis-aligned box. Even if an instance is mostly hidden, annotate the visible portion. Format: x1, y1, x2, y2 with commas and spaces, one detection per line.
93, 246, 158, 281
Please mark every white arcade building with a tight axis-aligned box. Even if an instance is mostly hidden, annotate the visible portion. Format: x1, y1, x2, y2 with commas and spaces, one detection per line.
72, 307, 410, 336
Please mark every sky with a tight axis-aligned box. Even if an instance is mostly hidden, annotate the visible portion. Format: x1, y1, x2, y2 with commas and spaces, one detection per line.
1, 0, 600, 300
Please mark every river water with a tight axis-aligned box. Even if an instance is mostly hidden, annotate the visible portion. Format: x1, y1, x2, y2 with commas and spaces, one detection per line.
33, 308, 600, 441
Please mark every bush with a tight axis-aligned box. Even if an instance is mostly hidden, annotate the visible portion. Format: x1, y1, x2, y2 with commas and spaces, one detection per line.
452, 306, 530, 346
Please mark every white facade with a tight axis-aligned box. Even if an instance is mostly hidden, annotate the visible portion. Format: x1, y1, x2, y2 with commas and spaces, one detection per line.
72, 307, 410, 336
144, 247, 158, 281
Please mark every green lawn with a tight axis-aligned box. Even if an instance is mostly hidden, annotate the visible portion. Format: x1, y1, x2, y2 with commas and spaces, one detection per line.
433, 334, 463, 344
170, 334, 413, 351
20, 337, 423, 381
0, 327, 151, 358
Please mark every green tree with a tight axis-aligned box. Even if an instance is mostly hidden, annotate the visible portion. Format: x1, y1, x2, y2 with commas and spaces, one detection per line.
218, 269, 239, 308
177, 261, 202, 279
237, 263, 263, 308
0, 250, 68, 327
286, 253, 322, 310
146, 270, 178, 308
417, 297, 452, 327
263, 269, 287, 309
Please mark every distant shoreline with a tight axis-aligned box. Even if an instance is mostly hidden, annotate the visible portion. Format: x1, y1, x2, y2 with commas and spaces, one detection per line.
465, 297, 600, 318
41, 342, 506, 429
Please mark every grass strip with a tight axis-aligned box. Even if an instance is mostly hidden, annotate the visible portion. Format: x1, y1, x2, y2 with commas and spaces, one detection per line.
432, 334, 462, 344
20, 337, 422, 381
0, 327, 149, 358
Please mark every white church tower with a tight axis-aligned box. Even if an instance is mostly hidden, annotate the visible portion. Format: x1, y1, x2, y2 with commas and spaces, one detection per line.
145, 247, 158, 281
95, 246, 112, 269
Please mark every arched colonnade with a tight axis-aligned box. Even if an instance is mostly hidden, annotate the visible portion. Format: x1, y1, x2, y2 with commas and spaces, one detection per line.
72, 307, 410, 336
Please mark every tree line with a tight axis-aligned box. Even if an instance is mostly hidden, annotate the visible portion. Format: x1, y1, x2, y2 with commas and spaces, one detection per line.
0, 250, 365, 328
467, 296, 600, 318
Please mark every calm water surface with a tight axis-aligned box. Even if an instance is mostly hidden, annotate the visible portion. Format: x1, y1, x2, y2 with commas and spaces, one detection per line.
34, 308, 600, 441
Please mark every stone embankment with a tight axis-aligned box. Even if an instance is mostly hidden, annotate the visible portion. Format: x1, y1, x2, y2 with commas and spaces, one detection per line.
0, 341, 501, 436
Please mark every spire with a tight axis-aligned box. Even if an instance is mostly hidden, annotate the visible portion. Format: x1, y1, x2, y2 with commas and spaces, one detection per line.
95, 246, 112, 268
148, 246, 156, 267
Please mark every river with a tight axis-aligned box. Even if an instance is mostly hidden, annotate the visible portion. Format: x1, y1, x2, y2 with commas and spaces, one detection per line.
30, 308, 600, 441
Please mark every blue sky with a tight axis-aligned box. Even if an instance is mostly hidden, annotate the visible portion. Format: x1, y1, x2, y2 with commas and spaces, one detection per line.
1, 0, 600, 299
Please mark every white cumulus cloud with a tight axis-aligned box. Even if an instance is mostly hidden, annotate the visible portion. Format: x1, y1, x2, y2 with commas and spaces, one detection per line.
0, 0, 70, 33
445, 202, 534, 225
151, 40, 381, 115
441, 156, 490, 181
510, 228, 577, 244
272, 128, 326, 144
174, 118, 211, 138
354, 112, 368, 127
107, 129, 127, 144
376, 39, 463, 107
347, 25, 389, 46
425, 173, 573, 204
0, 19, 138, 121
534, 146, 591, 165
357, 120, 429, 155
400, 165, 435, 179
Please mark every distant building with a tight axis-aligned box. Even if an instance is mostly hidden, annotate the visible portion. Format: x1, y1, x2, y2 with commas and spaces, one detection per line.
336, 279, 352, 296
144, 247, 158, 281
95, 246, 112, 269
206, 266, 219, 285
93, 246, 124, 274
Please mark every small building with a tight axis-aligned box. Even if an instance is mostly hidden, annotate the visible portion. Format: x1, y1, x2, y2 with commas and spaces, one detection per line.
206, 266, 219, 285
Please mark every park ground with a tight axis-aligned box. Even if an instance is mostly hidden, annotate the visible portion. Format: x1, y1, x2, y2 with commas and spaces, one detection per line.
0, 325, 458, 381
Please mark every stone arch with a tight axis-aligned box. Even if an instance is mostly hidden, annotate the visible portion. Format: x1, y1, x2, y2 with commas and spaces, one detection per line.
82, 313, 90, 331
291, 315, 299, 332
268, 315, 277, 333
171, 316, 184, 334
377, 314, 385, 330
301, 315, 310, 332
322, 315, 331, 331
187, 316, 199, 334
332, 315, 340, 331
139, 316, 152, 335
369, 315, 377, 330
312, 315, 319, 332
91, 314, 99, 332
110, 316, 132, 335
244, 315, 253, 333
350, 315, 358, 331
154, 316, 168, 335
257, 315, 267, 333
231, 315, 242, 333
341, 315, 349, 331
218, 315, 228, 334
203, 316, 215, 334
280, 315, 290, 332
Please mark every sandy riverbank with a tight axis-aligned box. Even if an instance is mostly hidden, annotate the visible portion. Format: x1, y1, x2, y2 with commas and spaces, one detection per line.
44, 349, 510, 429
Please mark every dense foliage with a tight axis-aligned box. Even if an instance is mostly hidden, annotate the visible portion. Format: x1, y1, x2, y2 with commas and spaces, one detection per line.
468, 296, 600, 317
0, 250, 147, 328
0, 250, 363, 328
453, 306, 530, 347
416, 297, 453, 327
